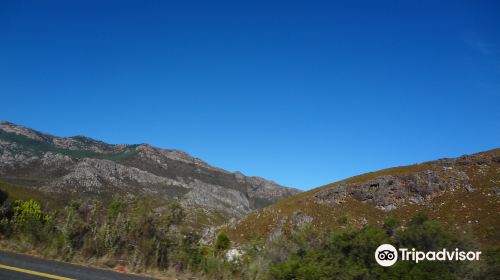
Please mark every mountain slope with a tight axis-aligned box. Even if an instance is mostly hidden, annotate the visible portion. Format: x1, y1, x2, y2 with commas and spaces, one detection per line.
227, 148, 500, 245
0, 121, 299, 221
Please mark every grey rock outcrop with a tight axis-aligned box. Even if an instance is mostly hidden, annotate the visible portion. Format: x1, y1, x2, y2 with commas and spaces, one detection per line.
0, 121, 300, 218
314, 169, 471, 211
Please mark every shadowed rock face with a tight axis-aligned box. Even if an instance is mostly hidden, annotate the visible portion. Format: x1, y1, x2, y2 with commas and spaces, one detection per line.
314, 168, 472, 211
0, 121, 299, 218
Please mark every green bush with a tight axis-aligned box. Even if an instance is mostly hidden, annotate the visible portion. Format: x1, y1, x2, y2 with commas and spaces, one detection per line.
107, 197, 125, 217
0, 189, 8, 205
215, 231, 231, 252
2, 198, 495, 280
12, 199, 47, 225
12, 199, 50, 241
268, 213, 480, 280
337, 215, 348, 225
383, 217, 400, 236
0, 189, 13, 224
477, 246, 500, 279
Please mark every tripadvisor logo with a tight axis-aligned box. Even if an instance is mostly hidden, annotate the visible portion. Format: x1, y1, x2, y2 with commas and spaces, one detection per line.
375, 244, 482, 267
375, 244, 398, 267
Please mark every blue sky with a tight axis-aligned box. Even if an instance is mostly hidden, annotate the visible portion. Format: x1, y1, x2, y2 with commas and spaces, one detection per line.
1, 0, 499, 190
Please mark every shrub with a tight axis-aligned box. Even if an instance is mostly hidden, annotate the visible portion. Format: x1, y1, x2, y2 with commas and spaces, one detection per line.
0, 189, 8, 205
383, 217, 400, 236
12, 199, 50, 242
477, 246, 500, 279
269, 213, 478, 280
107, 197, 125, 217
215, 231, 231, 252
337, 215, 348, 225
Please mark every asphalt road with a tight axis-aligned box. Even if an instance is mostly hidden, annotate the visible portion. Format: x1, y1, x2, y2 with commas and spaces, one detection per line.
0, 251, 155, 280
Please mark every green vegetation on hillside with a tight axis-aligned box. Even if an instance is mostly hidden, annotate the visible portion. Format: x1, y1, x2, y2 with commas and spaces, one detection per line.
0, 130, 98, 158
1, 186, 498, 279
252, 215, 498, 280
102, 148, 139, 161
0, 130, 141, 162
0, 188, 240, 278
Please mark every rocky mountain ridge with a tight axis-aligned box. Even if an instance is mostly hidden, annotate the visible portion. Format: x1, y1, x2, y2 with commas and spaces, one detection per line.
0, 121, 299, 218
227, 148, 500, 245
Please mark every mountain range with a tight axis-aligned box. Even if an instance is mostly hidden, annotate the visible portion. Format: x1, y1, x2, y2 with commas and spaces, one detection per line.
1, 120, 498, 246
0, 121, 299, 221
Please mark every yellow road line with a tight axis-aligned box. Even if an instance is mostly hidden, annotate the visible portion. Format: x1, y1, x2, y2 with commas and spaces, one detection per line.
0, 263, 75, 280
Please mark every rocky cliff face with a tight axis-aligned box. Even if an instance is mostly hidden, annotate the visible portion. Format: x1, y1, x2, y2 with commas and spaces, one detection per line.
0, 121, 299, 218
314, 168, 472, 212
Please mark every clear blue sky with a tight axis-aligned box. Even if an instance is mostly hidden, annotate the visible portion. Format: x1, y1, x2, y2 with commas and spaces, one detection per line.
1, 1, 499, 190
